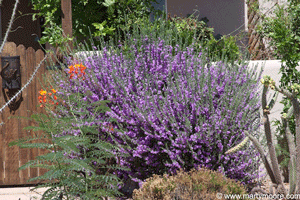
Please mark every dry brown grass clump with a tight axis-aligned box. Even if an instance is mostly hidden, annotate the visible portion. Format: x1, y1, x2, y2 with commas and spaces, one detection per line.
132, 167, 248, 200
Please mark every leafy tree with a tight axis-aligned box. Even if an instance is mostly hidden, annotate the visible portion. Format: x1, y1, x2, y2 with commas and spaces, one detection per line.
29, 0, 162, 50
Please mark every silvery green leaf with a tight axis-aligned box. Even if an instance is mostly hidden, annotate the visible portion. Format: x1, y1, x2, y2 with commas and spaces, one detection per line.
103, 0, 115, 7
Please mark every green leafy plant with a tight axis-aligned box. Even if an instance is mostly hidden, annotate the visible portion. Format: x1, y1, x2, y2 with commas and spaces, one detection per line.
30, 0, 73, 51
9, 69, 129, 199
29, 0, 161, 50
108, 10, 245, 64
92, 21, 116, 37
226, 75, 300, 196
205, 34, 242, 63
167, 13, 214, 47
166, 12, 246, 63
256, 0, 300, 184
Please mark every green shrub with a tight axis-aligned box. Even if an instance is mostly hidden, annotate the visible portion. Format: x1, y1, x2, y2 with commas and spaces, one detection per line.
166, 14, 214, 49
9, 83, 128, 199
104, 10, 245, 64
204, 35, 242, 63
30, 0, 160, 50
257, 0, 300, 183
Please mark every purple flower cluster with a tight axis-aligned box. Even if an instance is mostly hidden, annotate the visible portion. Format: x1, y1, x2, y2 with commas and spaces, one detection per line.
55, 37, 261, 186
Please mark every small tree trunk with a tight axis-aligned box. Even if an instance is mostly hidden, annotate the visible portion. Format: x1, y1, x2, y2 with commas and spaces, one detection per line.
61, 0, 73, 53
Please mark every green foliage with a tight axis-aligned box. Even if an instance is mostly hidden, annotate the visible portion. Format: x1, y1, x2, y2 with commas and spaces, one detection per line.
205, 34, 242, 63
273, 98, 296, 181
9, 89, 128, 199
99, 10, 244, 64
257, 2, 300, 86
29, 0, 160, 50
29, 0, 244, 64
167, 14, 214, 48
165, 13, 244, 62
257, 0, 300, 179
92, 21, 116, 37
30, 0, 71, 50
246, 0, 260, 13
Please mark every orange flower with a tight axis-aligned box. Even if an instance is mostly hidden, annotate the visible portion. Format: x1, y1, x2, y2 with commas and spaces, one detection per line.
68, 63, 87, 80
38, 87, 60, 109
74, 64, 81, 68
39, 89, 47, 95
68, 65, 75, 73
79, 64, 86, 71
69, 74, 74, 79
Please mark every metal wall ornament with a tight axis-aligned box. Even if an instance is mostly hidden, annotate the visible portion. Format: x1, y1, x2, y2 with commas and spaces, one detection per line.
1, 56, 23, 114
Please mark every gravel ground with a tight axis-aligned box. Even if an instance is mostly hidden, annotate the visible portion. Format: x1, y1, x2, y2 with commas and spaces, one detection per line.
0, 162, 290, 200
248, 163, 291, 200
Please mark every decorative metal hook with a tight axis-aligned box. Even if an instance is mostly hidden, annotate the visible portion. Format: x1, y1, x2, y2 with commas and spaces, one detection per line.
1, 56, 23, 114
1, 56, 21, 90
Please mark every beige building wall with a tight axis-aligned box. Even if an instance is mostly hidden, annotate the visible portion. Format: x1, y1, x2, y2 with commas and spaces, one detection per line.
167, 0, 246, 37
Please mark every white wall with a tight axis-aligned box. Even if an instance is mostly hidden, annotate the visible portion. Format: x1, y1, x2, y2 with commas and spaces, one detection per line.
248, 60, 300, 143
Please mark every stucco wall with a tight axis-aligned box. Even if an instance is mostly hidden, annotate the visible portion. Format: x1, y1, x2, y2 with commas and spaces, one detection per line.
167, 0, 246, 37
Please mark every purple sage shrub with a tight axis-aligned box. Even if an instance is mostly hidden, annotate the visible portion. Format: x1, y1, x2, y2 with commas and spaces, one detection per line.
53, 36, 262, 188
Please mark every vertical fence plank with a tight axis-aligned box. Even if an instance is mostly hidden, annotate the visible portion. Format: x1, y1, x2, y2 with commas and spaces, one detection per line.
35, 49, 46, 178
0, 42, 49, 185
0, 43, 10, 184
26, 47, 38, 181
2, 42, 20, 185
0, 43, 9, 184
0, 69, 2, 184
16, 44, 29, 184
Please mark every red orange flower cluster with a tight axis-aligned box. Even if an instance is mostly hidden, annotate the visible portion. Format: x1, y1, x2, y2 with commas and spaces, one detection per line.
38, 87, 59, 108
68, 63, 86, 80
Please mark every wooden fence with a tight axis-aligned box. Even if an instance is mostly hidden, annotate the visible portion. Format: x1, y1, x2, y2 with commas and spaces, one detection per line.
0, 42, 54, 186
247, 0, 275, 60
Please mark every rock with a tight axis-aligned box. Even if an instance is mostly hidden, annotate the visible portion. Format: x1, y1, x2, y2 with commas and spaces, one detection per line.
119, 177, 139, 198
